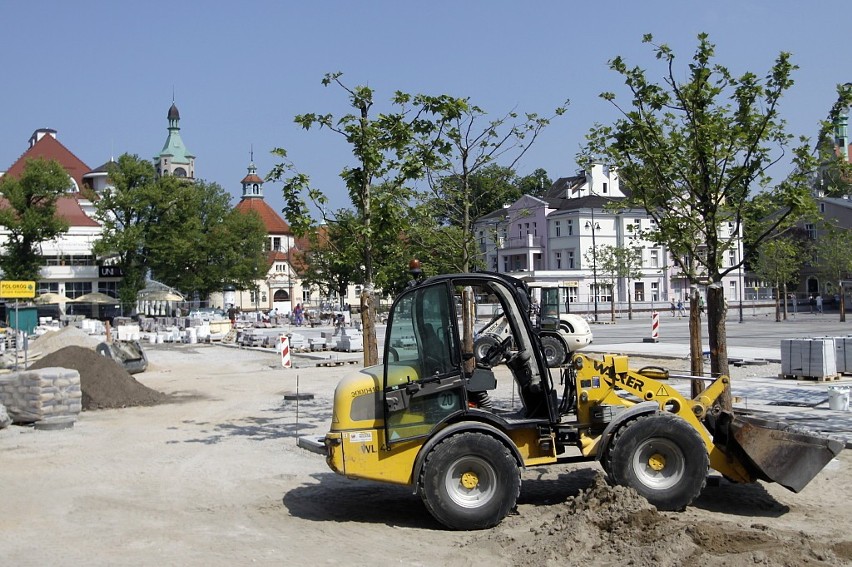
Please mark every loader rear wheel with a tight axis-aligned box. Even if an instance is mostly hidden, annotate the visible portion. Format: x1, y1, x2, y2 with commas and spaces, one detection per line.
606, 413, 708, 511
540, 335, 566, 367
420, 432, 520, 530
473, 336, 499, 365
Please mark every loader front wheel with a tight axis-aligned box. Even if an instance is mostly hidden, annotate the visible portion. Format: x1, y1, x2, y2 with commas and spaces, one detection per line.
420, 432, 520, 530
607, 413, 708, 511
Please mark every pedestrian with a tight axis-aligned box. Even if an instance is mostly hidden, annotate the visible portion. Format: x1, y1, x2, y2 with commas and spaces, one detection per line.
699, 295, 705, 315
227, 304, 236, 327
293, 303, 303, 327
670, 299, 676, 317
816, 295, 823, 314
809, 295, 816, 313
677, 299, 686, 318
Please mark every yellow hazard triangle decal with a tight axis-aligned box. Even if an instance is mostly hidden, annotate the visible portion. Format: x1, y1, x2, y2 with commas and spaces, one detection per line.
656, 385, 669, 397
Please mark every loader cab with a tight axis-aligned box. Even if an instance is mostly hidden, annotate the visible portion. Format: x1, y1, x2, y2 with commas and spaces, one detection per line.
382, 274, 557, 445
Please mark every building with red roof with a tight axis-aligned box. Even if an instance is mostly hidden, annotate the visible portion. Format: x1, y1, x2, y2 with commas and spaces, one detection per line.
0, 128, 118, 301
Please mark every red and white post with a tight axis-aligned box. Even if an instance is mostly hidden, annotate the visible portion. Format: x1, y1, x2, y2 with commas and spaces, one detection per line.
644, 311, 660, 343
280, 334, 292, 368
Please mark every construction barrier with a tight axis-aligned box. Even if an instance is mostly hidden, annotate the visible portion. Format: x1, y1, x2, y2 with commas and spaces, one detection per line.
643, 311, 660, 343
280, 335, 292, 368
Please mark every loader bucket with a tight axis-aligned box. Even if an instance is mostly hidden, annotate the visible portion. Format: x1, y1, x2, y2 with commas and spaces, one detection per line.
96, 340, 149, 375
722, 412, 844, 493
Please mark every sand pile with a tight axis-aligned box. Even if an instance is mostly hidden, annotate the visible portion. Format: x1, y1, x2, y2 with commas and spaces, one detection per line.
29, 346, 166, 410
29, 326, 101, 358
472, 472, 844, 566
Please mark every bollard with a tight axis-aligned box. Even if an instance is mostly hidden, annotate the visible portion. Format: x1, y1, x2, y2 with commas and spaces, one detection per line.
280, 335, 292, 368
643, 311, 660, 343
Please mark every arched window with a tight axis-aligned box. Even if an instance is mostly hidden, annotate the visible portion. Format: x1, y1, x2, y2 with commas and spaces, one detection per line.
174, 167, 187, 177
274, 289, 290, 301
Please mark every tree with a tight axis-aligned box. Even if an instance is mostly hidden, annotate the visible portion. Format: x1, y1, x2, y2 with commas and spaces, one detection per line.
0, 158, 71, 280
582, 33, 817, 408
269, 73, 465, 365
753, 237, 804, 321
145, 179, 267, 300
812, 227, 852, 322
516, 168, 553, 198
596, 244, 644, 320
298, 210, 364, 309
415, 101, 567, 273
95, 154, 267, 309
93, 154, 160, 308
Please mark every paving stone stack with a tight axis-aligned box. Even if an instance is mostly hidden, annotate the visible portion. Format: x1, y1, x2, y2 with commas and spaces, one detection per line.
781, 338, 838, 380
0, 367, 82, 424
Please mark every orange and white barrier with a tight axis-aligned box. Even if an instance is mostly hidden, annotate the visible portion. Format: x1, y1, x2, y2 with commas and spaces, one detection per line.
280, 335, 292, 368
650, 311, 660, 341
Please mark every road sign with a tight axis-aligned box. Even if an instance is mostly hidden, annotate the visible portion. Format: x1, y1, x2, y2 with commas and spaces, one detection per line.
0, 280, 36, 299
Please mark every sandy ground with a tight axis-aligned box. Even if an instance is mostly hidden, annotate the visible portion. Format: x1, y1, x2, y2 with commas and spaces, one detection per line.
1, 344, 850, 566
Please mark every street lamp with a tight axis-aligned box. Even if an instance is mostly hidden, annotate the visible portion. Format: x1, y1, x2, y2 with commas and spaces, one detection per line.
585, 217, 600, 322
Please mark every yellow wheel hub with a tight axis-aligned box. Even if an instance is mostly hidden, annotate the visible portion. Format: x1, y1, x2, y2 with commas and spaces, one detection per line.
648, 453, 666, 471
460, 471, 479, 489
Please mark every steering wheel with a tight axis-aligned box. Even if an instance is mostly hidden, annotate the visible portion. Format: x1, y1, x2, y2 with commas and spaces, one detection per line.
482, 337, 513, 367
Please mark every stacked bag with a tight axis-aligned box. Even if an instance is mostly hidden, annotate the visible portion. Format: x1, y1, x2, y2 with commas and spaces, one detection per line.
0, 367, 82, 425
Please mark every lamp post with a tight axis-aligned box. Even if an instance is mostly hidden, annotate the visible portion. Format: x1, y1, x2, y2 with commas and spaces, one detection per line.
585, 215, 600, 322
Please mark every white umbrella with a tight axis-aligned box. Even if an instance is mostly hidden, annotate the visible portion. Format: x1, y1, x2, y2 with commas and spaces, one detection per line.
139, 290, 184, 302
73, 292, 120, 304
34, 292, 74, 304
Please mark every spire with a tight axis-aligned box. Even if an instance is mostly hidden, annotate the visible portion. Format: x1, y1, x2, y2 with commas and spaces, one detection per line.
241, 145, 264, 199
156, 99, 195, 180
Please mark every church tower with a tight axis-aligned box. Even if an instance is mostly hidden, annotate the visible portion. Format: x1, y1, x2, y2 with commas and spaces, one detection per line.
240, 149, 265, 198
156, 101, 195, 179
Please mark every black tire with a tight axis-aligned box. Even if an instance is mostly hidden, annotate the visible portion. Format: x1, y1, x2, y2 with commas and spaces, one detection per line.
540, 335, 567, 367
420, 432, 520, 530
473, 335, 499, 364
606, 413, 708, 511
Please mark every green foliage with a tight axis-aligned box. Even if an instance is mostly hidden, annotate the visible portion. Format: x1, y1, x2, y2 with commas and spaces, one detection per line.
754, 237, 804, 290
95, 154, 267, 306
269, 73, 468, 287
582, 32, 813, 284
0, 158, 71, 280
812, 226, 852, 287
415, 100, 567, 272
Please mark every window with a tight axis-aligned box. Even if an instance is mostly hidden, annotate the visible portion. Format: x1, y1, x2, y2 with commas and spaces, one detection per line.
98, 281, 120, 297
602, 182, 608, 194
820, 203, 826, 214
566, 219, 573, 236
567, 250, 575, 269
272, 237, 281, 251
37, 282, 59, 294
502, 257, 509, 272
302, 285, 311, 302
533, 222, 537, 237
650, 249, 659, 268
555, 220, 561, 237
651, 282, 659, 301
729, 250, 737, 267
634, 282, 645, 302
65, 281, 93, 299
555, 251, 562, 269
517, 224, 523, 238
805, 223, 816, 240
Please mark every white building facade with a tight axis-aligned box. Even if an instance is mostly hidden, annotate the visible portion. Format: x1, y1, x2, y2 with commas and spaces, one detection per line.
474, 164, 746, 318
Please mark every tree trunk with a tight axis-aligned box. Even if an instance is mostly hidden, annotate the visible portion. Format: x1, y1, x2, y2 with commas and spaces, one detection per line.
841, 280, 847, 323
610, 284, 616, 322
361, 289, 378, 366
689, 287, 704, 397
707, 284, 731, 410
782, 282, 788, 321
774, 283, 781, 322
627, 280, 633, 320
462, 287, 475, 375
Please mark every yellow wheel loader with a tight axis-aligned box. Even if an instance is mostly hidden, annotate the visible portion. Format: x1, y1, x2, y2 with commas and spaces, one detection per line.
298, 272, 843, 530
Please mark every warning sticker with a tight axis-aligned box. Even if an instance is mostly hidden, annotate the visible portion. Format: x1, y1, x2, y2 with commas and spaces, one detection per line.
348, 431, 373, 443
656, 385, 669, 397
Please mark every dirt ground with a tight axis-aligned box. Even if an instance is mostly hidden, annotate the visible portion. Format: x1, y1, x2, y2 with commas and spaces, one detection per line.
1, 344, 850, 566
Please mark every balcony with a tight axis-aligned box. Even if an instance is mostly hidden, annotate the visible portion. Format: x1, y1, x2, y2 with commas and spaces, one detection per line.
499, 234, 544, 252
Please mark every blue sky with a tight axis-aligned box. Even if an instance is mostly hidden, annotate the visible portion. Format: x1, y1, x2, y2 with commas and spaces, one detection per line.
1, 1, 850, 217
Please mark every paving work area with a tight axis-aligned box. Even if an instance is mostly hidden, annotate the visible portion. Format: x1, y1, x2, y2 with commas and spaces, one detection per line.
0, 316, 850, 566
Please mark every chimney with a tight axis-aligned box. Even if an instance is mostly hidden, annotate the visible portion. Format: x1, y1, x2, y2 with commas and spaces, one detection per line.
29, 128, 58, 148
